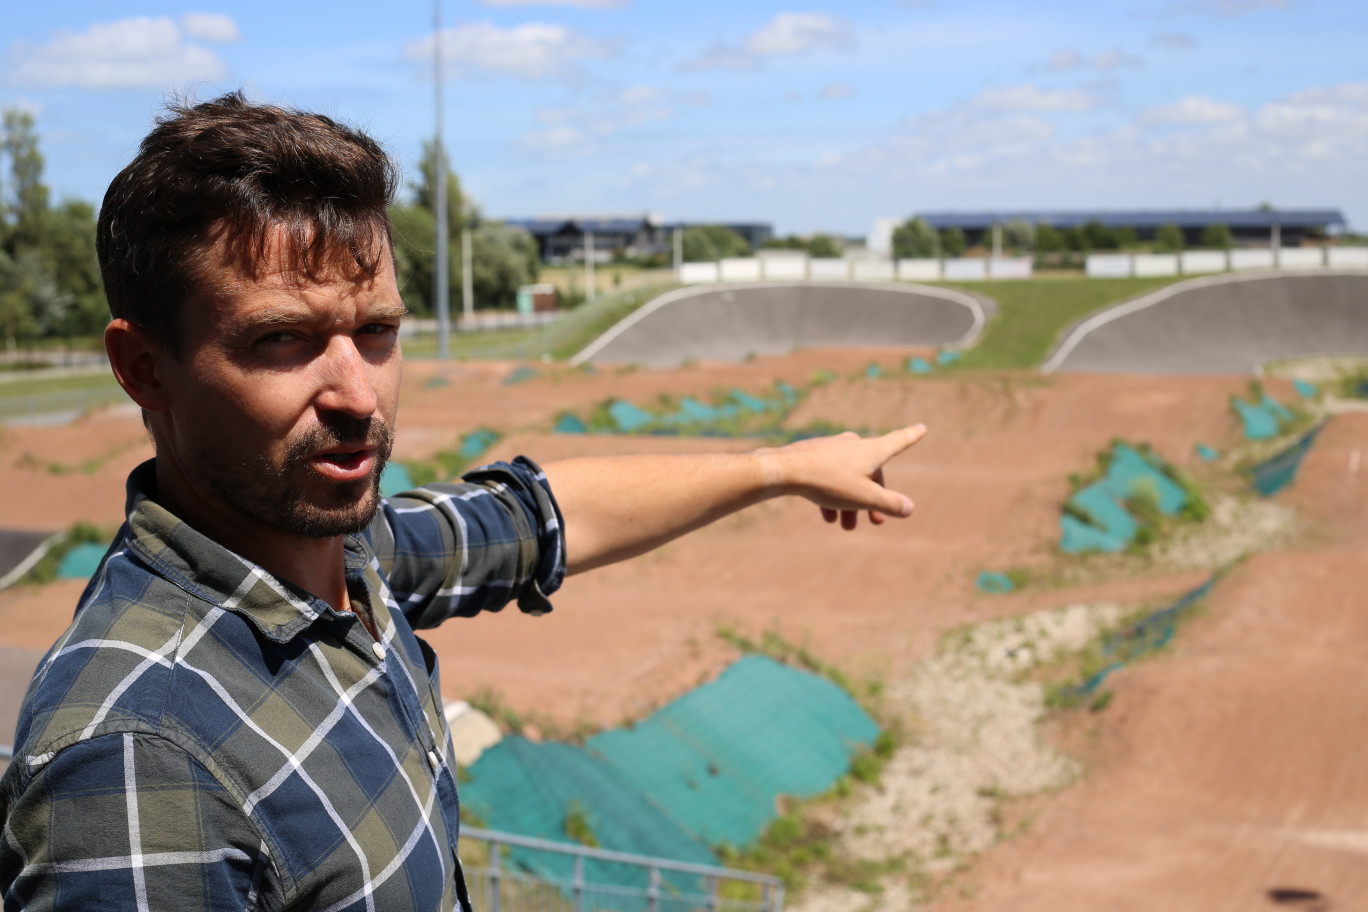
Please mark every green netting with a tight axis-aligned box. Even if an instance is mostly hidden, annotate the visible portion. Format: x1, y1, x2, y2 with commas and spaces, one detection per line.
1059, 443, 1189, 553
1251, 423, 1325, 497
1293, 379, 1318, 398
504, 366, 539, 386
608, 400, 654, 432
936, 350, 961, 366
975, 571, 1015, 593
461, 739, 714, 909
424, 375, 451, 389
57, 542, 108, 580
865, 363, 884, 379
459, 428, 501, 463
554, 413, 588, 434
1195, 443, 1220, 462
1065, 576, 1217, 698
907, 357, 932, 375
728, 390, 771, 414
379, 463, 415, 497
1060, 515, 1126, 553
1232, 397, 1281, 440
586, 656, 878, 848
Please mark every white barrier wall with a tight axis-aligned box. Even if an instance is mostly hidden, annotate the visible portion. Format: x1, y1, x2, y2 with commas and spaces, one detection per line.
943, 258, 987, 281
1180, 251, 1227, 274
1230, 249, 1276, 271
809, 258, 850, 280
852, 260, 895, 282
761, 256, 808, 280
1132, 254, 1179, 277
897, 259, 942, 281
1086, 254, 1132, 278
989, 257, 1033, 280
679, 262, 720, 284
719, 258, 762, 282
1328, 247, 1368, 268
1277, 248, 1325, 269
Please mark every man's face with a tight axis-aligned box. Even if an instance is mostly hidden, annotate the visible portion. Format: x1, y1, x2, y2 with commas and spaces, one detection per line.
156, 241, 405, 539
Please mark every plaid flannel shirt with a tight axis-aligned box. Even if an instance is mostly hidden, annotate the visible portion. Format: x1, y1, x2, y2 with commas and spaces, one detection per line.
0, 456, 565, 912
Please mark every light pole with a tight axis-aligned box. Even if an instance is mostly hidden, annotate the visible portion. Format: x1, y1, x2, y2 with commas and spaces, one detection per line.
433, 0, 450, 358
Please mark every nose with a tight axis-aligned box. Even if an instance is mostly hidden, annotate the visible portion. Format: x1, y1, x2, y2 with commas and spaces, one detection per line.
315, 335, 379, 419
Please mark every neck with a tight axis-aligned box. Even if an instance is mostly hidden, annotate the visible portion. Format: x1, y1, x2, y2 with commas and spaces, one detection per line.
154, 457, 351, 613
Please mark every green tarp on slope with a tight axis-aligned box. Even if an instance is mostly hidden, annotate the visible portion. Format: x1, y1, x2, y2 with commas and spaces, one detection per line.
462, 738, 714, 905
1060, 443, 1189, 554
586, 656, 879, 848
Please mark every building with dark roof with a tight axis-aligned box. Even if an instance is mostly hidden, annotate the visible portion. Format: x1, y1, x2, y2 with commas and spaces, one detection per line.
913, 209, 1346, 248
503, 214, 773, 263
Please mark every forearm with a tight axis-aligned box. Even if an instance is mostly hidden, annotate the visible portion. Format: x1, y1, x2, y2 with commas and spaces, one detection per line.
544, 451, 777, 574
543, 425, 925, 575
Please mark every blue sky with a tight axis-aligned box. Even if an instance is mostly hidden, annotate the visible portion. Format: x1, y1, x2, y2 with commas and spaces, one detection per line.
4, 0, 1367, 236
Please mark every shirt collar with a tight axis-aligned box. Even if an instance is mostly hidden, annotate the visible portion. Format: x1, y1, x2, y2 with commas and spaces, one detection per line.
120, 459, 370, 643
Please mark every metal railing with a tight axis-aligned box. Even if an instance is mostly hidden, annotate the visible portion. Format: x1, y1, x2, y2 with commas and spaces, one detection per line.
460, 827, 784, 912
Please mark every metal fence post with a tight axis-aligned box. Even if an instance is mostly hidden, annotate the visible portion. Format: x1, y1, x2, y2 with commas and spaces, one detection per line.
489, 840, 502, 912
572, 852, 584, 912
647, 866, 660, 912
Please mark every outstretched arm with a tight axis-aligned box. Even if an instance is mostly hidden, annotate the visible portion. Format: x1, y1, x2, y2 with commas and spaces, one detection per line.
543, 424, 926, 575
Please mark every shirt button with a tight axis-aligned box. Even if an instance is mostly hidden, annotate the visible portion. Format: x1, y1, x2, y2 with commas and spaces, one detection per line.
372, 642, 386, 661
427, 751, 440, 771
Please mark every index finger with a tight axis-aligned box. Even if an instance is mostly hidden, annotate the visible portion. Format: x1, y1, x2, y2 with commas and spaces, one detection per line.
873, 423, 928, 463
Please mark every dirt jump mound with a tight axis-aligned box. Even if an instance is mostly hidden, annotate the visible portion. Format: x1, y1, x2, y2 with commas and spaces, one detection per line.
573, 282, 987, 367
1044, 271, 1368, 374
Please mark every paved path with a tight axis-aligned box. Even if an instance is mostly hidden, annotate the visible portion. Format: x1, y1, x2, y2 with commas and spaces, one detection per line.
573, 282, 990, 368
1044, 271, 1368, 374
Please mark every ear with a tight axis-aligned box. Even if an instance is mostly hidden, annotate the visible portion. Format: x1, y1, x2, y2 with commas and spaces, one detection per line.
105, 318, 174, 413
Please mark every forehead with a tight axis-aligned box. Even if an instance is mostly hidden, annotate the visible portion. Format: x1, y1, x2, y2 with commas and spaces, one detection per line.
194, 232, 400, 322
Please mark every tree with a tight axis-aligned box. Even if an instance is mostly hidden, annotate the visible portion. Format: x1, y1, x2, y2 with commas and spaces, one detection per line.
2, 109, 49, 248
1154, 222, 1185, 253
470, 221, 539, 309
1082, 220, 1118, 250
1003, 218, 1035, 252
939, 227, 967, 258
412, 139, 464, 236
1114, 226, 1139, 249
1200, 223, 1233, 250
807, 233, 841, 258
1061, 226, 1086, 252
681, 225, 751, 262
891, 217, 939, 259
1035, 223, 1063, 253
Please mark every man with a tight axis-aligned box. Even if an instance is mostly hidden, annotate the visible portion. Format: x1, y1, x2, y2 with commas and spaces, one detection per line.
0, 94, 925, 911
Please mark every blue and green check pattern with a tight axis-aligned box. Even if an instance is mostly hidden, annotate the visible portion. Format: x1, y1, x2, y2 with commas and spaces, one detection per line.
0, 457, 564, 911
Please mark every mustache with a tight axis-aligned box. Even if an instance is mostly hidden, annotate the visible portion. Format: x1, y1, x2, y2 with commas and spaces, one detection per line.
284, 414, 395, 469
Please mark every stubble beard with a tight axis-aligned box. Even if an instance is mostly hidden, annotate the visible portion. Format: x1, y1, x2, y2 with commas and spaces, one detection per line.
199, 413, 396, 539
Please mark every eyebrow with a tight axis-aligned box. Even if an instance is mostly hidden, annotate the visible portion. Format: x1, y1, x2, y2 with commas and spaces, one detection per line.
236, 304, 410, 332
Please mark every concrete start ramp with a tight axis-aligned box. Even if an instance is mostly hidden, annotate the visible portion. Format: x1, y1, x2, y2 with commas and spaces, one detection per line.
1044, 270, 1368, 375
573, 282, 989, 367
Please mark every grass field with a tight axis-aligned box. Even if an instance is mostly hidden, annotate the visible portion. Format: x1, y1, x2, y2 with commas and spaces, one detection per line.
943, 275, 1185, 370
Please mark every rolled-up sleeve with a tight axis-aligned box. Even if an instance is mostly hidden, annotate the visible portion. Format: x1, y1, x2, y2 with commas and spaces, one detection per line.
367, 456, 567, 629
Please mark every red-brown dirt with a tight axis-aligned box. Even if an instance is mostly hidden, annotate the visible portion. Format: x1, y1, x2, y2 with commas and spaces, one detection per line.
2, 349, 1357, 908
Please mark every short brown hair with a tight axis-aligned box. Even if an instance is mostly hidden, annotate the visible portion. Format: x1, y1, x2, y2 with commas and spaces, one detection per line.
97, 91, 398, 350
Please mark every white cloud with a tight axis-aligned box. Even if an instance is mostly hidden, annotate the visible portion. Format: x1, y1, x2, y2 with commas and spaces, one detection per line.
744, 13, 854, 56
1162, 0, 1296, 16
680, 11, 854, 71
4, 16, 231, 89
405, 22, 611, 81
1141, 95, 1245, 124
1043, 46, 1142, 73
480, 0, 626, 5
1092, 48, 1144, 70
180, 13, 241, 43
819, 81, 855, 100
1150, 31, 1197, 49
520, 85, 707, 155
973, 84, 1102, 113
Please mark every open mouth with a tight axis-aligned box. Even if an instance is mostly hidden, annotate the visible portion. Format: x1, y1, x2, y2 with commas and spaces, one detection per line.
310, 448, 376, 481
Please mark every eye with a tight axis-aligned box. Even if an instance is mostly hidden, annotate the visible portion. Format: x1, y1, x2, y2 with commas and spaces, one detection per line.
254, 330, 300, 347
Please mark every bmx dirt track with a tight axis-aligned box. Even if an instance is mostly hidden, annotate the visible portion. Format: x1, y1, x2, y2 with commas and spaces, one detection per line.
2, 275, 1366, 907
